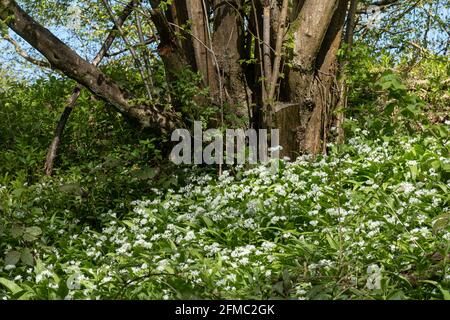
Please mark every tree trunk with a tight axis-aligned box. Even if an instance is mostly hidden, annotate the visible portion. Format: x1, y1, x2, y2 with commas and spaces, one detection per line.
186, 0, 217, 93
148, 0, 190, 83
2, 0, 352, 160
274, 0, 349, 158
306, 0, 349, 155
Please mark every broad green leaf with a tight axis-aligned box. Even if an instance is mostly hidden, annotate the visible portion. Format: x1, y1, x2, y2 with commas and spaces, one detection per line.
23, 233, 38, 242
20, 248, 34, 266
432, 213, 450, 233
5, 250, 21, 266
0, 278, 22, 294
10, 225, 24, 238
59, 183, 83, 195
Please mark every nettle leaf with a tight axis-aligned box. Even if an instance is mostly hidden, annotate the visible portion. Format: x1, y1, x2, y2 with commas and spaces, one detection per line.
25, 226, 42, 237
59, 183, 83, 195
23, 226, 42, 241
5, 250, 21, 266
23, 233, 37, 242
20, 248, 34, 266
10, 225, 24, 238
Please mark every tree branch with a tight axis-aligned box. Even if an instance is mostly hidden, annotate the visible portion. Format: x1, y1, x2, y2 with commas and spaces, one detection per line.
44, 0, 141, 176
2, 32, 50, 68
101, 0, 153, 100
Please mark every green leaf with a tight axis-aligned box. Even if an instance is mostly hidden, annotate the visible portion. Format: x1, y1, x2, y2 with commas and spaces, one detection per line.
23, 233, 37, 242
202, 216, 214, 228
406, 104, 419, 115
442, 162, 450, 173
441, 288, 450, 300
5, 250, 21, 266
25, 226, 42, 237
420, 280, 450, 300
10, 225, 24, 238
409, 165, 418, 181
384, 103, 395, 116
431, 160, 441, 170
20, 248, 34, 266
59, 183, 83, 195
437, 126, 449, 138
0, 278, 22, 295
122, 220, 135, 228
326, 234, 338, 250
57, 279, 69, 299
132, 167, 158, 180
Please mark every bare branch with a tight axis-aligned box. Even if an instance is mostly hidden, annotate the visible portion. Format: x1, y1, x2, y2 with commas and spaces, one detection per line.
262, 0, 272, 101
2, 33, 51, 68
105, 37, 157, 57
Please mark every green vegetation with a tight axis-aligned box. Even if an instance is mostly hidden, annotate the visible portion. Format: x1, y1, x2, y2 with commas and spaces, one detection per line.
0, 0, 449, 301
1, 49, 449, 299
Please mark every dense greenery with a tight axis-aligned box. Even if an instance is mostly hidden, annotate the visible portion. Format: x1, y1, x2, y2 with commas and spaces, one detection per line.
0, 46, 449, 299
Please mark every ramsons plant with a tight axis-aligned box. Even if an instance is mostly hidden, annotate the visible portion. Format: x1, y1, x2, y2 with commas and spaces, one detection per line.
1, 121, 448, 299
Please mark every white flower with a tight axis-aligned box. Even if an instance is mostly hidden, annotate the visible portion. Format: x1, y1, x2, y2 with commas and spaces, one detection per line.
366, 274, 381, 290
397, 182, 415, 195
268, 145, 283, 152
366, 264, 382, 290
261, 242, 276, 251
343, 168, 354, 176
367, 264, 381, 274
309, 220, 319, 227
407, 160, 418, 166
184, 231, 196, 241
274, 185, 287, 196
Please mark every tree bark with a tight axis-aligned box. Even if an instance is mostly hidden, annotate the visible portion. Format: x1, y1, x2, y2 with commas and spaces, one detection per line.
148, 0, 193, 91
186, 0, 216, 93
274, 0, 348, 158
306, 0, 349, 155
